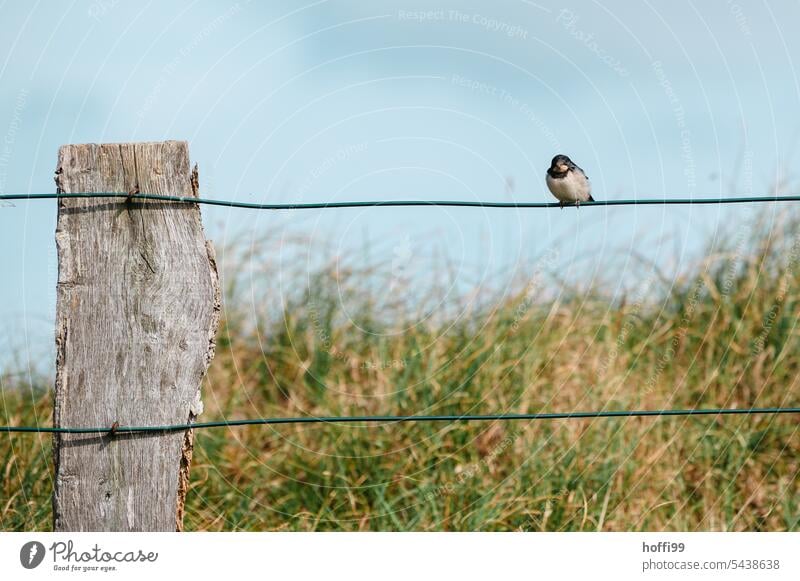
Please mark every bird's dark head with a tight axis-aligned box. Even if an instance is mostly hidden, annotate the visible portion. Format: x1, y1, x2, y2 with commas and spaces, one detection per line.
548, 154, 573, 176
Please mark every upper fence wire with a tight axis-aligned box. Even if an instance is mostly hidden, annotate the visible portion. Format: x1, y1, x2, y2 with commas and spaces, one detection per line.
2, 192, 800, 210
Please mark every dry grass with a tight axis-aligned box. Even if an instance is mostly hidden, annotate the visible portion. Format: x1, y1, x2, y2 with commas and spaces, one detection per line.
2, 212, 799, 531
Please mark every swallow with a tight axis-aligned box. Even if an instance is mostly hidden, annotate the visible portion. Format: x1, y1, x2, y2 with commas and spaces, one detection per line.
546, 154, 594, 208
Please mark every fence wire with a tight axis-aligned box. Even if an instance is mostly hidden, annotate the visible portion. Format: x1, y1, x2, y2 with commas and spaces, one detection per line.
2, 192, 800, 210
2, 408, 799, 435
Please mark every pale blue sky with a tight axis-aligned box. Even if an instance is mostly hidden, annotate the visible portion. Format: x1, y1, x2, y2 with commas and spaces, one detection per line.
1, 0, 799, 370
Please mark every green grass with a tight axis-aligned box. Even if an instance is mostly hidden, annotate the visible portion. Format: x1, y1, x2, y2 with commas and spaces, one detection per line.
1, 213, 799, 531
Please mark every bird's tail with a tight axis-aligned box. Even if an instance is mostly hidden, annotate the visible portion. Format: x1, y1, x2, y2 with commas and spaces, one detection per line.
588, 194, 595, 202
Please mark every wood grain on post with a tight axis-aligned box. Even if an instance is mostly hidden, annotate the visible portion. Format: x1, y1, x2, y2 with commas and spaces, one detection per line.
53, 141, 220, 531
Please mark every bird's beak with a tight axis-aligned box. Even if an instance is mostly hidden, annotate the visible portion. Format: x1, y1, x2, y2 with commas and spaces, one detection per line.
558, 164, 568, 172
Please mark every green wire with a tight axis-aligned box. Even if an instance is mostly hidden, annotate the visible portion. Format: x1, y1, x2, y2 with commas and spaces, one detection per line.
2, 407, 798, 435
2, 192, 800, 210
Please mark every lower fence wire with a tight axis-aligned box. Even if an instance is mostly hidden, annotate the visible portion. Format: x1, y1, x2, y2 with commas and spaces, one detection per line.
1, 407, 798, 435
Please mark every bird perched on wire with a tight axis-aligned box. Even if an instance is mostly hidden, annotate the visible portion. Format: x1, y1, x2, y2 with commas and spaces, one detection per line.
546, 154, 594, 208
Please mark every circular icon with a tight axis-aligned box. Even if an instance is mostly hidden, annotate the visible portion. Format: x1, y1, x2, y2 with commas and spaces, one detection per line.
20, 541, 46, 569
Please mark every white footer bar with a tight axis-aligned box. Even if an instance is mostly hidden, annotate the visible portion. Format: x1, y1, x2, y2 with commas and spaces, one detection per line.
1, 532, 797, 580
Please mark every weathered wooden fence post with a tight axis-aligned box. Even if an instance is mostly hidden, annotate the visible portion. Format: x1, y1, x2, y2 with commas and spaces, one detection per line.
53, 141, 220, 531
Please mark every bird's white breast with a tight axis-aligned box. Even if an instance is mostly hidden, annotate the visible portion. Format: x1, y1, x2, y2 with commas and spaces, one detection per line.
546, 170, 591, 202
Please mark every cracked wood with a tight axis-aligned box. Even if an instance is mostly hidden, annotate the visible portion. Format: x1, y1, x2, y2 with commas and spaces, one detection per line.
53, 141, 220, 531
